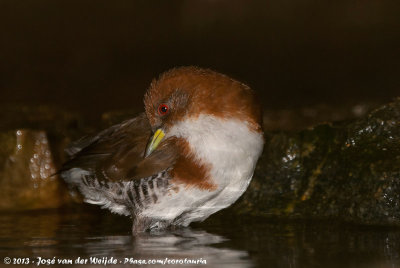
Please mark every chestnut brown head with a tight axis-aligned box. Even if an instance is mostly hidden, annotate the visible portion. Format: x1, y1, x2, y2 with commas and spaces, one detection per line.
144, 66, 261, 133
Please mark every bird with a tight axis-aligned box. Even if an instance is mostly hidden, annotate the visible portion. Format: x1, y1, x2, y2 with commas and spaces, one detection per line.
60, 66, 264, 233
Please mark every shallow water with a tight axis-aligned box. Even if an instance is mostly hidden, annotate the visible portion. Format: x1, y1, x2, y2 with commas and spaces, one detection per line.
1, 207, 400, 268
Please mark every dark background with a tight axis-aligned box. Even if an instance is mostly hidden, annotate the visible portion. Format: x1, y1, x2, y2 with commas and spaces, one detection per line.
0, 0, 399, 120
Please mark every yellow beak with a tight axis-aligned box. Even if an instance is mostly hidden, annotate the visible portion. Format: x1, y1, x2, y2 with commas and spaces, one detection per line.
145, 128, 165, 157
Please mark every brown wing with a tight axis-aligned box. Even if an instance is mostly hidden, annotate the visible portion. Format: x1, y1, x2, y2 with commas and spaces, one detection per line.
61, 113, 179, 182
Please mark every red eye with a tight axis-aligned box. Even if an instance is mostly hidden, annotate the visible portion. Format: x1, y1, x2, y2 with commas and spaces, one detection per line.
158, 104, 169, 116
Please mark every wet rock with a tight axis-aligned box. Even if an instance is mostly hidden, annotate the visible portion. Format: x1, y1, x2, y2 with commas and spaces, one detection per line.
0, 105, 87, 164
232, 98, 400, 226
0, 106, 85, 210
0, 130, 74, 210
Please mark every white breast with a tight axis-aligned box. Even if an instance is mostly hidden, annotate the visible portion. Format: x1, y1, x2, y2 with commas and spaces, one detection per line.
169, 115, 263, 187
155, 115, 264, 225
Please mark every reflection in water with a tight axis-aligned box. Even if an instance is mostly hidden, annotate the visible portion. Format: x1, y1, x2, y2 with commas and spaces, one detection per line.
1, 209, 400, 268
0, 209, 251, 267
133, 229, 250, 268
81, 230, 251, 267
83, 236, 133, 257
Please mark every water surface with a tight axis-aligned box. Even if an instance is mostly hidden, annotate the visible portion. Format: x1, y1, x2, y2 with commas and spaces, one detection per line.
1, 207, 400, 267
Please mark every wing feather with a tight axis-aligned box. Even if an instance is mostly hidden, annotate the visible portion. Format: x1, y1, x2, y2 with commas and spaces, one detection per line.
60, 113, 179, 215
61, 113, 179, 182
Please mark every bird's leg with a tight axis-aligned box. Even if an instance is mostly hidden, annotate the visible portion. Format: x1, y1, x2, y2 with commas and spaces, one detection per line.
132, 216, 173, 234
132, 217, 149, 234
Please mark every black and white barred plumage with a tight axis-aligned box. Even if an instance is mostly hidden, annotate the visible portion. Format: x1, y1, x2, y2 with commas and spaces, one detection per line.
66, 169, 170, 216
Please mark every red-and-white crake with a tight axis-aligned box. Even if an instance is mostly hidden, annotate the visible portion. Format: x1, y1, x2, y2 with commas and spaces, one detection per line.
61, 67, 264, 233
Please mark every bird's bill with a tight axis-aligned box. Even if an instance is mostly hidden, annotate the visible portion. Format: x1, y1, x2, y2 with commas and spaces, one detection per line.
145, 128, 165, 157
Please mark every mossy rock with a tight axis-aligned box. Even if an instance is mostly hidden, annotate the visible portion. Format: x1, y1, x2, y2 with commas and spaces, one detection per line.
232, 98, 400, 226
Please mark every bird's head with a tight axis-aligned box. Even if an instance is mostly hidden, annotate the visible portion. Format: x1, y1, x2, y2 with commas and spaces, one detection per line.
143, 66, 262, 157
